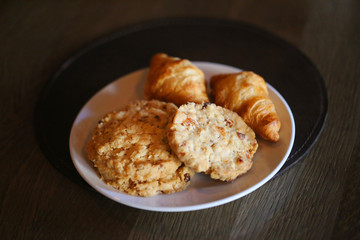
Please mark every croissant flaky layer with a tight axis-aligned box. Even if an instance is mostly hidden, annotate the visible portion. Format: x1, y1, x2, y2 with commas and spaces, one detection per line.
145, 53, 209, 106
210, 71, 281, 142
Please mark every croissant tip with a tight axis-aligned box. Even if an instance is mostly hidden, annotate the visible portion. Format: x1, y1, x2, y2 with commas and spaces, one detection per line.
262, 132, 280, 142
271, 134, 280, 142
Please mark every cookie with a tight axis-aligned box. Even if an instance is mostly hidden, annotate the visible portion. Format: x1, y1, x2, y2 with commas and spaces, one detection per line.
168, 102, 258, 181
86, 100, 195, 197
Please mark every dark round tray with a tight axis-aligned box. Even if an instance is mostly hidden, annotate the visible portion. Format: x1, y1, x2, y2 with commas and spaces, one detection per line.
34, 18, 328, 190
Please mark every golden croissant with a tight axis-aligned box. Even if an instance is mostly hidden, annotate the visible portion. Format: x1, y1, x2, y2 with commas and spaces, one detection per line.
145, 53, 209, 106
210, 71, 281, 142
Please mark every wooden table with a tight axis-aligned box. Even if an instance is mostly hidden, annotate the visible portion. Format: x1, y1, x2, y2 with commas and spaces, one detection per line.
1, 1, 359, 239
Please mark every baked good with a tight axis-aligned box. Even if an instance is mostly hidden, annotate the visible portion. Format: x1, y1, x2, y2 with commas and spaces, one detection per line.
210, 71, 281, 142
168, 102, 258, 181
145, 53, 209, 106
86, 100, 195, 197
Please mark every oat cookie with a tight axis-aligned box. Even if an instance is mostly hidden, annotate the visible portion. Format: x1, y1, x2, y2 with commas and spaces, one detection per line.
86, 100, 194, 197
168, 102, 258, 181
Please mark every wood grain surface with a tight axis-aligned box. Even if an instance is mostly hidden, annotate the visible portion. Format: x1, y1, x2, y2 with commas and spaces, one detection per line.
1, 0, 359, 239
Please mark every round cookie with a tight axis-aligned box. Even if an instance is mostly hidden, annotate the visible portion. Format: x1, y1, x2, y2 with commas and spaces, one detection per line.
86, 100, 194, 197
168, 102, 258, 181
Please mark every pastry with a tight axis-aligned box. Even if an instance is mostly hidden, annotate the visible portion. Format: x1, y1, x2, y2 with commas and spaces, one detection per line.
86, 100, 194, 197
145, 53, 209, 106
210, 71, 281, 142
168, 102, 258, 181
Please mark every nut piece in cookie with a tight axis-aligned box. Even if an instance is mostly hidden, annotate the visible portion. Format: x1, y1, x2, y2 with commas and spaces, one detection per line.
86, 100, 195, 197
168, 102, 258, 181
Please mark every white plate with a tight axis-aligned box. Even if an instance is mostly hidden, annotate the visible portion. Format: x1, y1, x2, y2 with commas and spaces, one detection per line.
69, 62, 295, 212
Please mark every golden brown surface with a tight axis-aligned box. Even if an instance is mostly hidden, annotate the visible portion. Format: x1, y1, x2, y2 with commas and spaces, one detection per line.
86, 100, 194, 197
210, 71, 281, 142
145, 53, 209, 106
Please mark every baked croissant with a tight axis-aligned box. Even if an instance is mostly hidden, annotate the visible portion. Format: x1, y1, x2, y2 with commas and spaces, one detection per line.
210, 71, 281, 142
145, 53, 209, 106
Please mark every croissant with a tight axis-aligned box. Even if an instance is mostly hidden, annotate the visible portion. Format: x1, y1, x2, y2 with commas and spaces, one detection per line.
145, 53, 209, 106
210, 71, 281, 142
